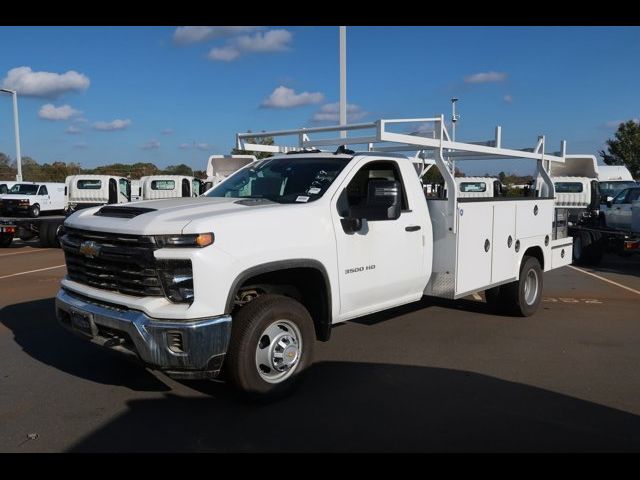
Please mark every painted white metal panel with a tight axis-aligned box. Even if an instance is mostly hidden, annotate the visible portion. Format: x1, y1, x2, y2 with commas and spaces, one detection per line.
550, 238, 573, 269
491, 202, 517, 284
515, 200, 553, 239
455, 202, 493, 295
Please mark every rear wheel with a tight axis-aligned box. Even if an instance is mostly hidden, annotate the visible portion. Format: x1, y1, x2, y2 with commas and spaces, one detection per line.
225, 294, 315, 401
501, 255, 543, 317
0, 233, 13, 248
574, 231, 604, 266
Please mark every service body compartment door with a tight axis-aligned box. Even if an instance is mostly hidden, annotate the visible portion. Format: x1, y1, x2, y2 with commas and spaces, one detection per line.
456, 203, 493, 295
516, 200, 553, 239
491, 203, 517, 284
550, 238, 573, 269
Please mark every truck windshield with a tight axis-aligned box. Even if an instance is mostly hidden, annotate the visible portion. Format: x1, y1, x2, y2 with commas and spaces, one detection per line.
600, 181, 637, 198
206, 157, 350, 203
8, 184, 39, 195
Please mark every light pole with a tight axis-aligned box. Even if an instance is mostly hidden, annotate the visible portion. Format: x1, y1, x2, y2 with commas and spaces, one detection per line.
0, 88, 23, 182
339, 26, 347, 139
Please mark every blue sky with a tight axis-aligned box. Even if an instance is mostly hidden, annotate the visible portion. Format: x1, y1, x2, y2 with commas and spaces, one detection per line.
0, 26, 638, 176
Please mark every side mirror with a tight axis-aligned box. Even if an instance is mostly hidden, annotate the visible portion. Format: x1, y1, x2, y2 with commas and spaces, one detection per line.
348, 179, 402, 223
340, 217, 362, 234
606, 199, 613, 208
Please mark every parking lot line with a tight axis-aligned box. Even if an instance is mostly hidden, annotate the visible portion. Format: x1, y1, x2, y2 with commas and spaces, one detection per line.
0, 249, 53, 258
0, 265, 66, 280
568, 265, 640, 296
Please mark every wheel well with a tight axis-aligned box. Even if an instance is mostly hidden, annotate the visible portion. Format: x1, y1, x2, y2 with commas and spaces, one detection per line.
523, 246, 544, 270
230, 266, 331, 342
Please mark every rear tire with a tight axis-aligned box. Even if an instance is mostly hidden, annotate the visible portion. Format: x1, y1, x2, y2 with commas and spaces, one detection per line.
48, 221, 61, 247
225, 294, 315, 402
574, 231, 604, 266
502, 255, 543, 317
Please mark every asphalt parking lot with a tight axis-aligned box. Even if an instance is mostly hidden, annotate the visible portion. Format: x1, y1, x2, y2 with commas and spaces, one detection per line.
1, 240, 639, 452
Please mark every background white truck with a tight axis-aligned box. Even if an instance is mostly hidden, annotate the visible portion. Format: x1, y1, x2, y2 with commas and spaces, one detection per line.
139, 175, 203, 200
65, 175, 131, 214
539, 155, 639, 264
202, 155, 256, 192
0, 180, 17, 195
55, 116, 573, 400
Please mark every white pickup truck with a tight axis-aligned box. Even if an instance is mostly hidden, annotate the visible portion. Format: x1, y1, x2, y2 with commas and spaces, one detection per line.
55, 116, 573, 399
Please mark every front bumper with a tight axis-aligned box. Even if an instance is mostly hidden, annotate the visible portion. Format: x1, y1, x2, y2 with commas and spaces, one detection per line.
55, 288, 232, 379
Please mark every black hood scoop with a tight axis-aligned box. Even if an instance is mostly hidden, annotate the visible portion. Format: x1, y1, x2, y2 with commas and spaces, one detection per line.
94, 206, 157, 218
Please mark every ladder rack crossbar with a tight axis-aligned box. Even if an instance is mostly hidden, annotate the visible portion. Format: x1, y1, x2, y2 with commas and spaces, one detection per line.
235, 117, 567, 164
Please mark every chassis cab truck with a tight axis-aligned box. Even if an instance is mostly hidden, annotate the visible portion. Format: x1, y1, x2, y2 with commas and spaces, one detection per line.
203, 154, 257, 192
54, 116, 573, 400
139, 175, 203, 200
65, 175, 131, 214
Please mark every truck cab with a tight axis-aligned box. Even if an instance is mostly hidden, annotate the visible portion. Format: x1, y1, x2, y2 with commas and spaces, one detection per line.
139, 175, 202, 200
65, 175, 131, 214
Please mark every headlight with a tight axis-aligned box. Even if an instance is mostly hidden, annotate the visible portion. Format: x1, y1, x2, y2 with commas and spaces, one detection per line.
158, 260, 194, 303
154, 233, 213, 248
19, 199, 30, 205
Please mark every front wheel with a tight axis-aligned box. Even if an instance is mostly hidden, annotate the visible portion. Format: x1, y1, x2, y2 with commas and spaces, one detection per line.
501, 255, 543, 317
29, 204, 40, 218
225, 294, 315, 401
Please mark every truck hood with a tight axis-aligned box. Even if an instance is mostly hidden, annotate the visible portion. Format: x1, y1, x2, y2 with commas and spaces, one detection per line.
64, 196, 288, 235
0, 194, 33, 200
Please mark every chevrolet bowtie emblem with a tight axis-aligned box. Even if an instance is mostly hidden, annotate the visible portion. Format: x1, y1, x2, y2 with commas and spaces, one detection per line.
79, 240, 101, 259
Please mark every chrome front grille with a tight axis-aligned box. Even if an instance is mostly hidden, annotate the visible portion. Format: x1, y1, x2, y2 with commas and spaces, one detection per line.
61, 227, 163, 297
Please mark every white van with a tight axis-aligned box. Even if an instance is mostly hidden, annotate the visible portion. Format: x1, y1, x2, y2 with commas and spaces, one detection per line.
0, 180, 18, 195
65, 175, 131, 214
0, 182, 66, 217
203, 155, 257, 192
140, 175, 202, 200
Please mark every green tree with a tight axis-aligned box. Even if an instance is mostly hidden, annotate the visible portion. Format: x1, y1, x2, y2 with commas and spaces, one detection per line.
163, 164, 193, 176
0, 153, 16, 180
599, 120, 640, 178
498, 171, 506, 182
232, 132, 274, 160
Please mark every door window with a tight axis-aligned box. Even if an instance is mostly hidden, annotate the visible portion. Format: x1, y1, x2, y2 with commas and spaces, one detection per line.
38, 185, 48, 196
613, 189, 629, 204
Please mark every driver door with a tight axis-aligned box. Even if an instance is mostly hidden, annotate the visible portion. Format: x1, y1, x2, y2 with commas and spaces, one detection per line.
331, 159, 425, 320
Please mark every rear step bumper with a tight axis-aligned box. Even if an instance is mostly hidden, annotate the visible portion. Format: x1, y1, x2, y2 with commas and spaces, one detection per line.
55, 288, 232, 379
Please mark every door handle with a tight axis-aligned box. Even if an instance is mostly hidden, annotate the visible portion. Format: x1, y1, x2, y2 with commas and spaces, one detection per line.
405, 225, 421, 232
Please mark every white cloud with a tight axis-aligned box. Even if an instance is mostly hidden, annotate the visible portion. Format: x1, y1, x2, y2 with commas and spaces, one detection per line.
2, 66, 90, 98
38, 103, 82, 121
92, 119, 132, 131
208, 46, 241, 62
208, 29, 292, 62
179, 143, 191, 149
261, 86, 324, 108
141, 139, 160, 150
464, 71, 507, 84
503, 94, 513, 104
73, 142, 88, 149
65, 125, 83, 135
311, 103, 368, 123
603, 118, 640, 129
173, 26, 260, 45
161, 128, 174, 135
196, 143, 210, 151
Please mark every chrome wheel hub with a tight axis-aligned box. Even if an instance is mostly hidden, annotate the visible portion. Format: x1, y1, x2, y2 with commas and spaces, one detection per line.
255, 320, 302, 384
523, 269, 539, 306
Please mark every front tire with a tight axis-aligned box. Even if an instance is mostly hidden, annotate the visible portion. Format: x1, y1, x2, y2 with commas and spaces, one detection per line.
502, 255, 543, 317
29, 204, 40, 218
225, 294, 315, 401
